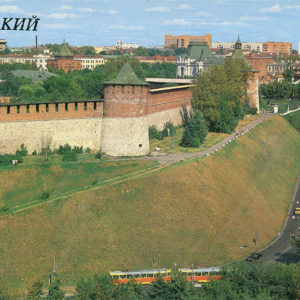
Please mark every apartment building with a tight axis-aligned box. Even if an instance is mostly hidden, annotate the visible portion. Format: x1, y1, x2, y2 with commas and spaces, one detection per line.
0, 54, 52, 70
165, 34, 212, 48
212, 42, 263, 52
262, 42, 292, 55
74, 56, 105, 70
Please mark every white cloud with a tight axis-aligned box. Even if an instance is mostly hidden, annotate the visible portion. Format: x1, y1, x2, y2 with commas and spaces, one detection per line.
177, 4, 190, 10
195, 11, 211, 16
78, 7, 95, 12
0, 5, 22, 13
99, 9, 118, 14
58, 5, 73, 10
44, 23, 79, 29
48, 13, 81, 19
259, 4, 281, 13
109, 25, 144, 30
145, 6, 170, 12
1, 0, 15, 2
163, 18, 189, 26
239, 16, 270, 21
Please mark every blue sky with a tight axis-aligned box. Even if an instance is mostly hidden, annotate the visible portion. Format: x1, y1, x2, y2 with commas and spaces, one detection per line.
0, 0, 299, 49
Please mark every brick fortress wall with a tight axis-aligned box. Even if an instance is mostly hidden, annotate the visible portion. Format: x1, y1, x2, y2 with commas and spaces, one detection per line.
0, 101, 103, 154
147, 86, 193, 130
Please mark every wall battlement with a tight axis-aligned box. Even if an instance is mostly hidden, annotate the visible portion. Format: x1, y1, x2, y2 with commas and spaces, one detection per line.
0, 100, 103, 122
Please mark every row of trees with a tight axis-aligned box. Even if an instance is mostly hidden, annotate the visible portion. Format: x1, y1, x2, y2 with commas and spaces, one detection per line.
2, 262, 297, 299
0, 57, 176, 103
260, 81, 300, 100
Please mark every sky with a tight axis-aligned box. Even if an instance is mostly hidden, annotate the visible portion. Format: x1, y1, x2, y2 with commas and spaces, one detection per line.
0, 0, 299, 49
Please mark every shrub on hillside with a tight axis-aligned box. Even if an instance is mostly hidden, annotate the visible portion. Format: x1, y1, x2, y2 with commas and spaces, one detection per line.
149, 125, 159, 139
0, 154, 23, 165
41, 191, 49, 199
95, 149, 105, 160
15, 144, 28, 156
85, 147, 91, 153
72, 146, 83, 154
161, 121, 176, 139
57, 144, 72, 155
180, 110, 208, 147
62, 151, 77, 162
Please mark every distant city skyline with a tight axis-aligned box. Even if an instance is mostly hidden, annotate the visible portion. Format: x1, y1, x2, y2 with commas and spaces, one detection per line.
0, 0, 299, 50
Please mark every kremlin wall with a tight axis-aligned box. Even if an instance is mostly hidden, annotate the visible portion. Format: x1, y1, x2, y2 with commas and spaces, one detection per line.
0, 63, 258, 157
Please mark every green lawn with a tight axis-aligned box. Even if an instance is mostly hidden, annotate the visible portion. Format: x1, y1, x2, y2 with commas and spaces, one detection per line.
150, 114, 260, 153
0, 155, 158, 213
284, 110, 300, 131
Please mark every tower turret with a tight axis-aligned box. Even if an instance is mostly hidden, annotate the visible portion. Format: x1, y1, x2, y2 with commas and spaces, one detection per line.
101, 63, 150, 156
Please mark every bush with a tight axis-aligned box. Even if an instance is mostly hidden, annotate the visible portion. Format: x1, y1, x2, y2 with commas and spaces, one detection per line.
0, 154, 23, 165
149, 125, 159, 139
85, 147, 91, 153
62, 151, 77, 162
162, 121, 175, 138
95, 149, 104, 160
41, 191, 49, 199
16, 144, 28, 156
40, 146, 53, 156
57, 144, 72, 154
180, 110, 208, 147
72, 146, 83, 154
32, 150, 37, 156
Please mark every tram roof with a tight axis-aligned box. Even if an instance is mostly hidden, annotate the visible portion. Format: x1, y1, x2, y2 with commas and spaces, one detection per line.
111, 268, 169, 275
179, 267, 221, 272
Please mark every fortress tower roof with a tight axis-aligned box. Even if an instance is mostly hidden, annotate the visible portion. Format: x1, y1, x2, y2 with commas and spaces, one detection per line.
105, 63, 149, 86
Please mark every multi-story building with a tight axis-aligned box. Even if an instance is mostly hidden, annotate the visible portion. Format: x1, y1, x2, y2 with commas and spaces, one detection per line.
246, 52, 277, 83
116, 40, 140, 49
137, 54, 176, 64
0, 54, 52, 70
298, 42, 300, 55
47, 43, 81, 73
0, 39, 7, 50
165, 34, 212, 48
74, 55, 105, 70
212, 41, 263, 52
262, 41, 292, 55
177, 41, 225, 77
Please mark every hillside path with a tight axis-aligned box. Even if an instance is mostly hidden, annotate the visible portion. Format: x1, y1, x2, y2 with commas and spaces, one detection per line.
144, 112, 272, 165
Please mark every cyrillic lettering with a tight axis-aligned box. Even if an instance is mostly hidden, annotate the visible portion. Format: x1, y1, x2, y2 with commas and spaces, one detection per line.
13, 18, 27, 31
25, 15, 39, 31
1, 18, 13, 30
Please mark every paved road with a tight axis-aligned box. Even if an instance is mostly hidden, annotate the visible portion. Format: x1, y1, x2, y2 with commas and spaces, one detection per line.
258, 177, 300, 264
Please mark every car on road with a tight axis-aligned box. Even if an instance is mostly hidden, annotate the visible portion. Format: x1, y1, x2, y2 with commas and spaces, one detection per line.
246, 252, 262, 262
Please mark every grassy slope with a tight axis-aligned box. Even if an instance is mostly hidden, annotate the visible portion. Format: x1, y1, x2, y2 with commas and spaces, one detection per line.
0, 159, 157, 210
0, 116, 300, 290
284, 110, 300, 131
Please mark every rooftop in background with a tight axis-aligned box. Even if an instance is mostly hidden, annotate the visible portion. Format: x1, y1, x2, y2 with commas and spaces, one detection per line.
105, 63, 149, 86
11, 70, 58, 82
55, 43, 73, 57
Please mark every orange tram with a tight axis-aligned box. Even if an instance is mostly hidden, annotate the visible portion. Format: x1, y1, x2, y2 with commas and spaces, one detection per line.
110, 267, 221, 285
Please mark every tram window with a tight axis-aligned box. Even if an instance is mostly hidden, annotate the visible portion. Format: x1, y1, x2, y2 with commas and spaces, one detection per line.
195, 272, 202, 276
120, 275, 126, 279
147, 274, 153, 278
113, 275, 119, 280
141, 274, 146, 278
187, 272, 192, 276
202, 272, 208, 276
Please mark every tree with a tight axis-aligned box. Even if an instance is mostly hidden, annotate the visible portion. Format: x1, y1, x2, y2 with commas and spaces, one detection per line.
27, 280, 43, 299
180, 110, 208, 147
283, 69, 293, 82
193, 58, 252, 132
46, 279, 64, 300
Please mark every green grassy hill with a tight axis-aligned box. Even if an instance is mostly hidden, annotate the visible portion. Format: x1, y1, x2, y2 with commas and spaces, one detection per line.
0, 115, 299, 292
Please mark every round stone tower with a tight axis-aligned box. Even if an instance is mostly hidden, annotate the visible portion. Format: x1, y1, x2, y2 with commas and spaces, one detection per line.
101, 63, 150, 156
